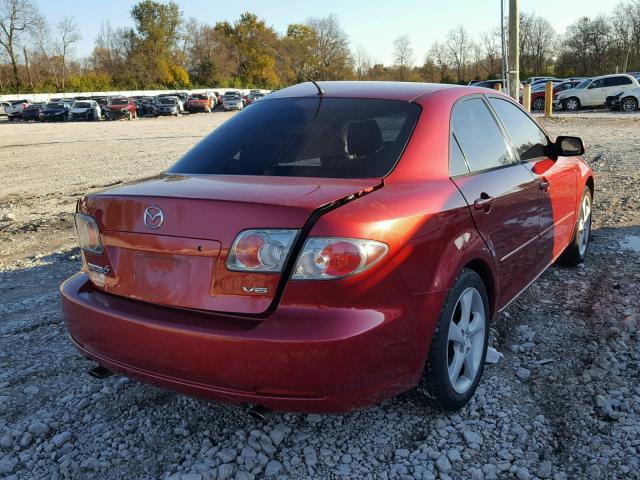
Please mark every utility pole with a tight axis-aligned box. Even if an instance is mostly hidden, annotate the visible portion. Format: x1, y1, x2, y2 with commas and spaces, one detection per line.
508, 0, 519, 100
500, 0, 508, 92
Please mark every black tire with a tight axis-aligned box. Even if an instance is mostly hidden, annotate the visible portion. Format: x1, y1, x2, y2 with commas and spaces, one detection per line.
533, 97, 545, 111
418, 269, 490, 411
620, 96, 638, 113
564, 97, 580, 112
557, 186, 592, 266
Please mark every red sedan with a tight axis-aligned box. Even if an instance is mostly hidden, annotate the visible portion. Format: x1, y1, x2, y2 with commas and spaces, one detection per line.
530, 80, 583, 110
61, 82, 594, 412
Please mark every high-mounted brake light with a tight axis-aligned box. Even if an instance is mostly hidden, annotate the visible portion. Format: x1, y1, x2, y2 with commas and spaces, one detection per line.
74, 213, 103, 254
292, 237, 388, 280
227, 230, 298, 272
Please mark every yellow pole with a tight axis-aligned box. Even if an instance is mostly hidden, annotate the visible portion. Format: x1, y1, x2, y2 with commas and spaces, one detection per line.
494, 83, 502, 92
544, 81, 553, 118
523, 84, 531, 112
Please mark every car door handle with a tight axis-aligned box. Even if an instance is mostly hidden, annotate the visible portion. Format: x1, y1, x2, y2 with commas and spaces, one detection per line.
538, 179, 550, 192
473, 194, 494, 212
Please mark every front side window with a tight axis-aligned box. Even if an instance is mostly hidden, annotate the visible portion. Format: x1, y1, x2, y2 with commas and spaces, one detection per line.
169, 98, 421, 179
488, 98, 548, 161
590, 79, 606, 88
450, 97, 513, 172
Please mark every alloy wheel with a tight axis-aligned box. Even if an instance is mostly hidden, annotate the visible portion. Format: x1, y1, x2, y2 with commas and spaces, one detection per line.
447, 287, 486, 394
566, 98, 579, 111
533, 97, 545, 110
577, 193, 591, 257
621, 98, 637, 112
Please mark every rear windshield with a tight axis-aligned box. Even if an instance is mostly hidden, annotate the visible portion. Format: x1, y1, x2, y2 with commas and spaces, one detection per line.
169, 97, 421, 178
159, 97, 177, 104
73, 102, 91, 108
191, 94, 208, 100
46, 103, 63, 109
110, 98, 128, 105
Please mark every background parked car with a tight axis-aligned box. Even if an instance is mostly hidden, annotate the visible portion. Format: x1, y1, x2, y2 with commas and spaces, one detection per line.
155, 96, 181, 116
104, 97, 137, 120
529, 79, 584, 110
555, 74, 639, 111
186, 93, 213, 113
606, 86, 640, 112
41, 102, 71, 121
0, 101, 10, 116
222, 93, 243, 111
135, 97, 157, 116
21, 103, 46, 121
70, 100, 101, 121
5, 99, 31, 120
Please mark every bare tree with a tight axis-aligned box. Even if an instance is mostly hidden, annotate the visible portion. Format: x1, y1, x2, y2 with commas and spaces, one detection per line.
306, 14, 352, 79
519, 12, 556, 77
0, 0, 40, 88
446, 25, 471, 83
393, 35, 414, 81
428, 40, 450, 82
479, 29, 501, 77
55, 16, 81, 90
354, 45, 372, 79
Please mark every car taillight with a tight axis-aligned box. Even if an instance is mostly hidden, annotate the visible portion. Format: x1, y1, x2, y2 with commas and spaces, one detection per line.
292, 238, 388, 280
227, 230, 298, 272
74, 213, 103, 254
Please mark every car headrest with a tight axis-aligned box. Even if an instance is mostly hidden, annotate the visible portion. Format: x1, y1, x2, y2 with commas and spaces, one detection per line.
347, 119, 383, 156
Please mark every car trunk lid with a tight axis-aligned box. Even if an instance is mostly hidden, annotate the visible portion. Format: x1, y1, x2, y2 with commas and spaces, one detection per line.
80, 174, 380, 314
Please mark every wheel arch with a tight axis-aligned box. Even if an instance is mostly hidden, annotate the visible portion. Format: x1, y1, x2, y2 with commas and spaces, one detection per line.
462, 258, 497, 319
585, 175, 594, 196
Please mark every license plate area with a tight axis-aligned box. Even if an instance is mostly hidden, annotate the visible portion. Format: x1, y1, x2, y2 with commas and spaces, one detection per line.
133, 254, 190, 301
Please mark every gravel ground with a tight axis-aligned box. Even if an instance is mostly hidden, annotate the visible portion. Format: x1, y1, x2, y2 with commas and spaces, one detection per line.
0, 113, 639, 480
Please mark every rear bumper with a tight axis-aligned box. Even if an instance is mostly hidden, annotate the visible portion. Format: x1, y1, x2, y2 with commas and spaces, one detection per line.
60, 272, 444, 412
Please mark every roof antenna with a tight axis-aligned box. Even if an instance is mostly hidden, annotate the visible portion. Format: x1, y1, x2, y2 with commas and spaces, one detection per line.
256, 37, 324, 96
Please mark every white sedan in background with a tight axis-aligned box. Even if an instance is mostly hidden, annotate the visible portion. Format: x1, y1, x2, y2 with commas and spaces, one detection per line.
222, 94, 243, 111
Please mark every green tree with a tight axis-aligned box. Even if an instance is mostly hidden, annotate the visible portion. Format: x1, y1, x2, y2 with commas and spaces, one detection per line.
215, 12, 279, 88
127, 0, 188, 88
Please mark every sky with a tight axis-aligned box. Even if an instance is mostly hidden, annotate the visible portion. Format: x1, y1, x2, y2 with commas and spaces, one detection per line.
35, 0, 619, 66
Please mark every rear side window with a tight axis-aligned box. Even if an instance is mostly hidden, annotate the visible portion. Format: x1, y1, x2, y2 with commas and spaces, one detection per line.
449, 133, 469, 176
606, 76, 632, 87
450, 98, 513, 172
169, 98, 421, 178
488, 98, 548, 161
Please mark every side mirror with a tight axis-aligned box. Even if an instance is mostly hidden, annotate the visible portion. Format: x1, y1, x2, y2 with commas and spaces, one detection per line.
552, 136, 584, 158
587, 83, 596, 89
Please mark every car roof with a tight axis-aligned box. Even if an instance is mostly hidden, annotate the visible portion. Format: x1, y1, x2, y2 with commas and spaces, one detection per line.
268, 81, 463, 102
590, 73, 635, 80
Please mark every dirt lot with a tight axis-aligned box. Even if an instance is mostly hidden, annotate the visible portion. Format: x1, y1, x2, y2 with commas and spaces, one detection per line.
0, 113, 639, 480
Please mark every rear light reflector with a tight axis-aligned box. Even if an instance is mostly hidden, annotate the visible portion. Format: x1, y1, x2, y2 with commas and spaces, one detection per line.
227, 229, 298, 272
292, 237, 388, 280
74, 213, 103, 254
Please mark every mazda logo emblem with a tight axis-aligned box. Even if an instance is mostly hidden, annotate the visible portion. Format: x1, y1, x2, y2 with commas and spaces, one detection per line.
143, 206, 164, 229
